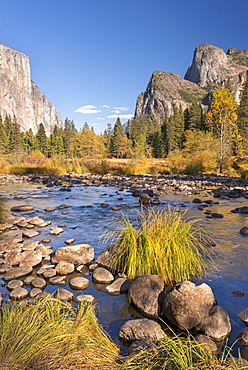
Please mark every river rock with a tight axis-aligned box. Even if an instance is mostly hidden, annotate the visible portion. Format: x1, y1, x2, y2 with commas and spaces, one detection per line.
64, 238, 75, 245
55, 288, 73, 301
19, 250, 43, 267
119, 318, 165, 342
49, 276, 66, 286
5, 249, 23, 266
105, 277, 132, 295
240, 227, 248, 236
7, 279, 23, 290
197, 305, 231, 341
139, 193, 151, 205
162, 281, 215, 330
36, 244, 52, 257
128, 340, 158, 355
3, 266, 33, 281
239, 308, 248, 325
92, 267, 114, 283
195, 334, 218, 354
10, 287, 29, 300
22, 241, 39, 250
49, 226, 64, 235
231, 207, 248, 214
11, 205, 34, 212
52, 244, 94, 265
30, 288, 43, 298
45, 208, 55, 212
96, 244, 118, 270
28, 216, 51, 227
43, 269, 57, 278
55, 261, 75, 275
41, 238, 51, 244
22, 230, 40, 238
238, 328, 248, 346
31, 277, 46, 289
74, 294, 95, 303
129, 275, 164, 318
69, 277, 91, 290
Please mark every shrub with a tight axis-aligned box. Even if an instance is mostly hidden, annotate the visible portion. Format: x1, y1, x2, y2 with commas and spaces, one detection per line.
104, 208, 213, 287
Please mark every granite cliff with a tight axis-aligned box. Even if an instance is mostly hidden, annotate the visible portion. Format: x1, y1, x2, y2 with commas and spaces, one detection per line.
135, 44, 248, 123
0, 43, 63, 135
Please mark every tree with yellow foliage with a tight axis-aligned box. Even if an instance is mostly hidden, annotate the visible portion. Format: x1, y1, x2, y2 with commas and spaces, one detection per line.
205, 88, 241, 173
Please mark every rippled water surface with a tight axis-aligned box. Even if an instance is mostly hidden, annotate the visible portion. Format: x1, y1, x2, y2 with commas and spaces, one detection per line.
1, 181, 248, 355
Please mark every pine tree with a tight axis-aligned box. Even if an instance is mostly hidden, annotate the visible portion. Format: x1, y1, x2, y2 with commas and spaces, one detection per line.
113, 118, 128, 158
0, 115, 5, 154
23, 128, 38, 154
36, 123, 47, 155
12, 115, 21, 155
103, 123, 114, 157
64, 117, 77, 157
3, 115, 13, 154
237, 77, 248, 153
186, 103, 204, 131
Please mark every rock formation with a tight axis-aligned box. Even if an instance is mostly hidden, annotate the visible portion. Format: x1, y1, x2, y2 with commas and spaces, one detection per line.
0, 43, 63, 135
135, 44, 248, 123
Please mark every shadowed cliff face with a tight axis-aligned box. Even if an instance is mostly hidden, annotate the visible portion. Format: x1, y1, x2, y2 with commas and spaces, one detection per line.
0, 43, 63, 135
135, 44, 248, 123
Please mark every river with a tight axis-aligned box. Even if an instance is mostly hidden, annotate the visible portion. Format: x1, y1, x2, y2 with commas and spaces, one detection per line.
0, 179, 248, 355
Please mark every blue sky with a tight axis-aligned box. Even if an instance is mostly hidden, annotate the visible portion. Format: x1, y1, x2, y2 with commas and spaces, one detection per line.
1, 0, 248, 133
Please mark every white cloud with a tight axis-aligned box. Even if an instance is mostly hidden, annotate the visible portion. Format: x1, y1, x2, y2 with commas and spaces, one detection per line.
112, 109, 121, 114
113, 107, 129, 111
102, 105, 110, 108
75, 105, 101, 114
96, 117, 105, 120
107, 114, 134, 120
92, 122, 101, 126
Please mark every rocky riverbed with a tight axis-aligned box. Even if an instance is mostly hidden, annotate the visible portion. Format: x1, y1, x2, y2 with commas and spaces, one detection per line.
1, 172, 248, 357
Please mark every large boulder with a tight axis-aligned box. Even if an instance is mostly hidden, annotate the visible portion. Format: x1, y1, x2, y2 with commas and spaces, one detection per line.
128, 275, 164, 318
196, 305, 231, 341
19, 250, 43, 267
52, 244, 94, 265
162, 281, 215, 330
119, 318, 165, 342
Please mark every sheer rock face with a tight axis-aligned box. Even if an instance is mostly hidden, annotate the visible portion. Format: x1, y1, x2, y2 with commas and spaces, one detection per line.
0, 43, 63, 135
135, 71, 207, 124
135, 44, 248, 123
185, 44, 248, 102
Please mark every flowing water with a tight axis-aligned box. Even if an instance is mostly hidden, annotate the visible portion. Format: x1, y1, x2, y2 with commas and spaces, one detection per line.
1, 180, 248, 355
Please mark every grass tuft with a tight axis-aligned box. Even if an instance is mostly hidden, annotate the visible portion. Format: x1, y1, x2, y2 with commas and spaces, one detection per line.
0, 297, 120, 370
121, 334, 245, 370
104, 208, 213, 286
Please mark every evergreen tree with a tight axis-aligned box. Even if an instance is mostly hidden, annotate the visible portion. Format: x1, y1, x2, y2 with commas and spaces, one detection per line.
12, 115, 21, 155
237, 77, 248, 153
3, 115, 14, 154
23, 128, 38, 154
186, 103, 204, 131
63, 117, 77, 157
50, 125, 65, 155
36, 123, 47, 155
113, 118, 128, 158
103, 123, 114, 156
0, 115, 5, 154
166, 106, 184, 152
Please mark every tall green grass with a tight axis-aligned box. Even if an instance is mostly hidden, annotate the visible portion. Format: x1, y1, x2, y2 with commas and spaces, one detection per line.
104, 208, 213, 286
0, 297, 120, 369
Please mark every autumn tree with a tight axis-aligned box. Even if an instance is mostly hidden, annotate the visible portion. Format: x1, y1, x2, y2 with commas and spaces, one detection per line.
205, 88, 239, 173
103, 123, 114, 156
